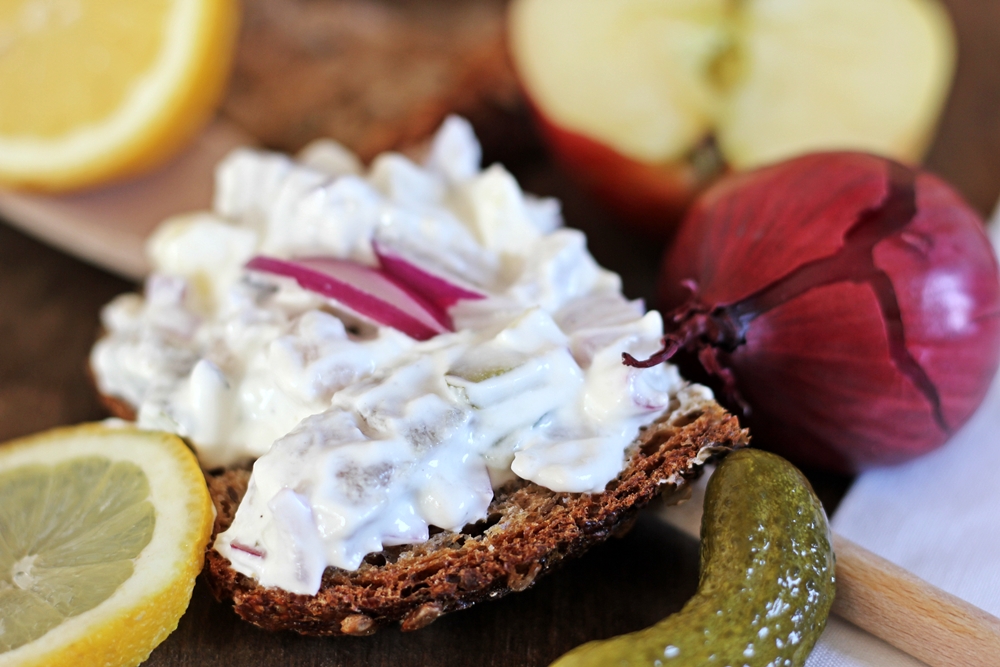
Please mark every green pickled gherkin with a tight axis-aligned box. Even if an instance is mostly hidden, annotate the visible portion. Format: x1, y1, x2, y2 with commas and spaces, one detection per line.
552, 448, 836, 667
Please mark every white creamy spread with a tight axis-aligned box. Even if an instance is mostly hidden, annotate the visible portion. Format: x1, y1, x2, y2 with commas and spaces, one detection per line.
90, 117, 713, 595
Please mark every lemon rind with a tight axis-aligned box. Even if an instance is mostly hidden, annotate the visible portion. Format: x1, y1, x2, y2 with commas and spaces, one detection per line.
0, 424, 213, 667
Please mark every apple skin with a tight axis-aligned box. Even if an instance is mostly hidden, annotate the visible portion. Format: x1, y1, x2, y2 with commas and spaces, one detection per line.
531, 105, 718, 239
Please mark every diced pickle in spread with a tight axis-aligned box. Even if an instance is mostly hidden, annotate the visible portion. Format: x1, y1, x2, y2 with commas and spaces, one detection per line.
90, 116, 712, 595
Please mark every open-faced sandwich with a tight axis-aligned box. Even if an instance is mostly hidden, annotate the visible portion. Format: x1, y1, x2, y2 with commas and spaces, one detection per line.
89, 117, 747, 635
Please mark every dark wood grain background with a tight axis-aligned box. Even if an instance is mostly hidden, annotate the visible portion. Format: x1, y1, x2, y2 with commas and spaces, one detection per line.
1, 0, 998, 664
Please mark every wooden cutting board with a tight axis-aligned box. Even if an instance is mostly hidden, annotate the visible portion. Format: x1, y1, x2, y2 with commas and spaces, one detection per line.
0, 121, 252, 281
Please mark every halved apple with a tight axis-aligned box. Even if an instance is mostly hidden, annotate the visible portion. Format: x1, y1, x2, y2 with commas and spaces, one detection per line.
509, 0, 955, 236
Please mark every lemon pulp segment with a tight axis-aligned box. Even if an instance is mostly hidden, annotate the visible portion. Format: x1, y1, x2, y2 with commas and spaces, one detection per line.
0, 1, 171, 136
0, 458, 155, 654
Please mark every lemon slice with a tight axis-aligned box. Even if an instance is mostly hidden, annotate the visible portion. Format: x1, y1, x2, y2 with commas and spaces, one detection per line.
0, 424, 213, 667
0, 0, 240, 191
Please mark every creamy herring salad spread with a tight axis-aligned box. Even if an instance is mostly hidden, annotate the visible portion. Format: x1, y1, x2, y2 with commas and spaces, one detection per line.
91, 117, 712, 595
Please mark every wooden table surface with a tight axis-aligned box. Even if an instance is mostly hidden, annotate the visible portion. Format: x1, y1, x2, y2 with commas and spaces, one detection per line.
1, 0, 998, 664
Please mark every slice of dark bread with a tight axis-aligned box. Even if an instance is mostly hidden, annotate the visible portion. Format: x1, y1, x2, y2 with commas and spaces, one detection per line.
93, 354, 748, 634
200, 399, 747, 636
223, 0, 533, 164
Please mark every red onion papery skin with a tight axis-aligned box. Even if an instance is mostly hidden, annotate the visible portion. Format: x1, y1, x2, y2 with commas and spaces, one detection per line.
647, 152, 1000, 473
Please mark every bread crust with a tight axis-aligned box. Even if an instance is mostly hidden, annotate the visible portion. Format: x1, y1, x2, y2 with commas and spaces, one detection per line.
201, 400, 747, 636
97, 389, 137, 422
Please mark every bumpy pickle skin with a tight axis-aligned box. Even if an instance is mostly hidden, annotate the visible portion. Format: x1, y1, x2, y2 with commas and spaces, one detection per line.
551, 448, 836, 667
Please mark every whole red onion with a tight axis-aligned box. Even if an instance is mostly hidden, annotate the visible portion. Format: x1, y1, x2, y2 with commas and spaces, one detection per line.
639, 152, 1000, 472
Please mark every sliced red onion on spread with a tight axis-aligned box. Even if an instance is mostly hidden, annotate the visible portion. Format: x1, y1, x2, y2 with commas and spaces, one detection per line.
246, 255, 452, 341
373, 240, 486, 310
230, 542, 265, 558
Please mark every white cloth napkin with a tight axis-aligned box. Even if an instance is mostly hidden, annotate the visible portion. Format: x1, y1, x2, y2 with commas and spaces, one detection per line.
804, 201, 1000, 666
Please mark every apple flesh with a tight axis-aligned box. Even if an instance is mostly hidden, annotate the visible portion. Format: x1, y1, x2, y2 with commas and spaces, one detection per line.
509, 0, 956, 237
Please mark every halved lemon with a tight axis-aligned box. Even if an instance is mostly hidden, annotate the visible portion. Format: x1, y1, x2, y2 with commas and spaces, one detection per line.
0, 0, 240, 191
0, 424, 213, 667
